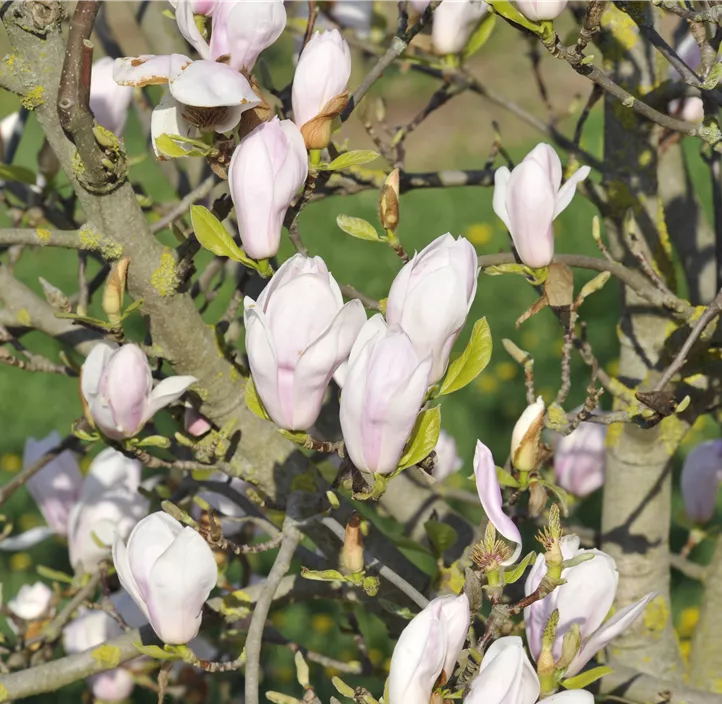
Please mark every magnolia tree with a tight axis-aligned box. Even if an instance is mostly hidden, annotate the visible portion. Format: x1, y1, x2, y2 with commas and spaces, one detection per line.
0, 0, 721, 703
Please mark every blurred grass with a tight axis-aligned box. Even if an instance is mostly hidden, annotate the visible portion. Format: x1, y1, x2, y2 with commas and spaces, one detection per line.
0, 16, 721, 702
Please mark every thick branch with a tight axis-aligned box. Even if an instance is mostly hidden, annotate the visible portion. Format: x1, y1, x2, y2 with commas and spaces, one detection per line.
0, 228, 113, 250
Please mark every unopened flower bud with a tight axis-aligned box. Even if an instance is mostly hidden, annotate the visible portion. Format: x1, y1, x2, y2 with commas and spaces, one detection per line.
528, 481, 548, 517
556, 623, 582, 671
102, 258, 129, 325
537, 504, 563, 580
538, 609, 559, 678
39, 277, 71, 313
511, 396, 545, 472
379, 168, 400, 231
340, 512, 364, 574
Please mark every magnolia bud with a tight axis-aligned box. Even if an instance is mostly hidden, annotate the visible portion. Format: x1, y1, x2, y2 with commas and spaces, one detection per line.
379, 168, 400, 231
511, 396, 545, 472
340, 513, 364, 574
556, 623, 582, 670
538, 609, 558, 681
102, 258, 129, 325
528, 481, 548, 517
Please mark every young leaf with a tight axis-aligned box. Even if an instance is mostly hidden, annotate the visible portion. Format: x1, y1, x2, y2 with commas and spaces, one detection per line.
133, 643, 182, 661
398, 406, 441, 470
502, 550, 536, 585
487, 0, 543, 34
439, 318, 492, 396
245, 376, 270, 421
424, 518, 459, 557
300, 567, 346, 582
464, 13, 496, 58
325, 150, 380, 171
336, 214, 381, 241
36, 565, 74, 584
496, 467, 519, 488
155, 134, 192, 159
279, 429, 309, 445
561, 665, 614, 690
0, 164, 37, 185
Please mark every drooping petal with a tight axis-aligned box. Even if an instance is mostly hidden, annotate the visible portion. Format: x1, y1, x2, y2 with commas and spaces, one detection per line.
553, 165, 591, 219
175, 0, 211, 59
143, 375, 197, 425
474, 440, 522, 564
113, 55, 191, 87
169, 60, 261, 109
0, 526, 55, 551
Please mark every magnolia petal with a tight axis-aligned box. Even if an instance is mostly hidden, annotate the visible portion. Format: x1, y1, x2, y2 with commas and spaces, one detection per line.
81, 341, 118, 403
169, 60, 261, 109
492, 166, 512, 231
175, 0, 211, 59
554, 165, 591, 219
112, 531, 151, 623
334, 314, 386, 389
113, 54, 190, 87
474, 440, 522, 564
0, 526, 54, 551
143, 375, 198, 425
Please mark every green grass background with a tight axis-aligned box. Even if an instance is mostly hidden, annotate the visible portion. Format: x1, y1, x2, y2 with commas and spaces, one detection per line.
0, 13, 719, 702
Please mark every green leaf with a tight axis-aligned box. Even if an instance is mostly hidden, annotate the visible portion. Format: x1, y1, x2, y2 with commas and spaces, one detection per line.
300, 567, 346, 582
503, 550, 536, 585
92, 644, 121, 668
279, 429, 309, 445
424, 519, 458, 557
464, 12, 496, 58
118, 298, 144, 321
362, 576, 380, 596
133, 643, 182, 661
378, 599, 416, 620
331, 676, 356, 698
36, 565, 74, 584
0, 164, 37, 185
155, 133, 210, 159
439, 318, 492, 396
244, 376, 270, 421
324, 150, 380, 171
562, 665, 613, 689
496, 467, 519, 488
703, 63, 722, 90
135, 435, 171, 449
487, 0, 543, 34
336, 214, 381, 241
398, 406, 441, 470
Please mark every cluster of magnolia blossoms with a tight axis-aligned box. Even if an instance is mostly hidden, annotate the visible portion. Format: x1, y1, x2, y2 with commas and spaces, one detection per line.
245, 233, 478, 474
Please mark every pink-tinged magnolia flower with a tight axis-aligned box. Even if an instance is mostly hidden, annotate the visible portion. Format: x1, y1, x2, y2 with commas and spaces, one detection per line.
63, 592, 145, 702
8, 582, 52, 621
474, 440, 522, 564
292, 29, 351, 149
524, 535, 656, 676
244, 254, 366, 431
184, 406, 212, 437
432, 0, 489, 55
515, 0, 568, 21
113, 512, 218, 644
114, 53, 260, 157
67, 448, 149, 573
388, 594, 469, 704
464, 636, 540, 704
340, 316, 432, 474
511, 396, 545, 472
668, 36, 708, 124
169, 0, 216, 16
228, 116, 308, 259
681, 440, 722, 524
207, 0, 286, 72
493, 144, 590, 268
386, 233, 479, 384
543, 693, 596, 704
554, 422, 606, 497
81, 341, 196, 440
432, 430, 464, 482
89, 57, 133, 137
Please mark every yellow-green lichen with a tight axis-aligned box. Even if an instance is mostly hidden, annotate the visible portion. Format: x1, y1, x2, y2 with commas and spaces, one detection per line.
643, 594, 670, 636
5, 54, 16, 68
20, 85, 44, 110
78, 225, 123, 260
16, 308, 31, 326
34, 228, 51, 244
0, 683, 7, 702
600, 4, 639, 65
660, 414, 688, 457
151, 248, 180, 297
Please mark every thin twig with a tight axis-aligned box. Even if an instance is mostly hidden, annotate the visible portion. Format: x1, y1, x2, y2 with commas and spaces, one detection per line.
150, 175, 216, 235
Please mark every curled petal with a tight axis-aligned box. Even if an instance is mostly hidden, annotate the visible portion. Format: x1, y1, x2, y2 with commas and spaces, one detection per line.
143, 375, 197, 425
113, 54, 190, 87
169, 60, 261, 109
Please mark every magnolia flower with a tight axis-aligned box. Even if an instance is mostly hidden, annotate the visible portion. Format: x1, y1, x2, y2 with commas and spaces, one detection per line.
464, 636, 539, 704
244, 254, 365, 431
515, 0, 568, 21
386, 233, 478, 384
191, 471, 248, 538
432, 0, 489, 55
554, 422, 606, 497
89, 57, 133, 137
681, 440, 722, 524
524, 535, 656, 676
168, 0, 216, 16
184, 406, 212, 437
493, 144, 590, 268
388, 594, 469, 704
0, 432, 83, 552
432, 430, 464, 481
207, 0, 287, 72
8, 582, 52, 621
113, 512, 218, 644
68, 448, 149, 573
328, 0, 373, 33
81, 341, 196, 440
340, 316, 432, 474
474, 440, 522, 564
114, 53, 260, 157
228, 116, 308, 259
292, 29, 351, 149
63, 592, 145, 702
510, 396, 545, 472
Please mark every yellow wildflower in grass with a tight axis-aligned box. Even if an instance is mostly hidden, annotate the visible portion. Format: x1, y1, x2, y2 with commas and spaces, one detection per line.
465, 223, 494, 246
495, 361, 517, 382
311, 613, 334, 634
1, 454, 22, 472
10, 553, 31, 571
475, 375, 499, 394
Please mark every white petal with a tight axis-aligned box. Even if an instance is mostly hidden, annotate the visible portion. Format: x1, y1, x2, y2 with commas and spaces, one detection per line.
0, 526, 54, 551
80, 341, 118, 404
554, 165, 591, 219
113, 54, 190, 87
143, 375, 197, 425
175, 0, 211, 58
169, 60, 261, 109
